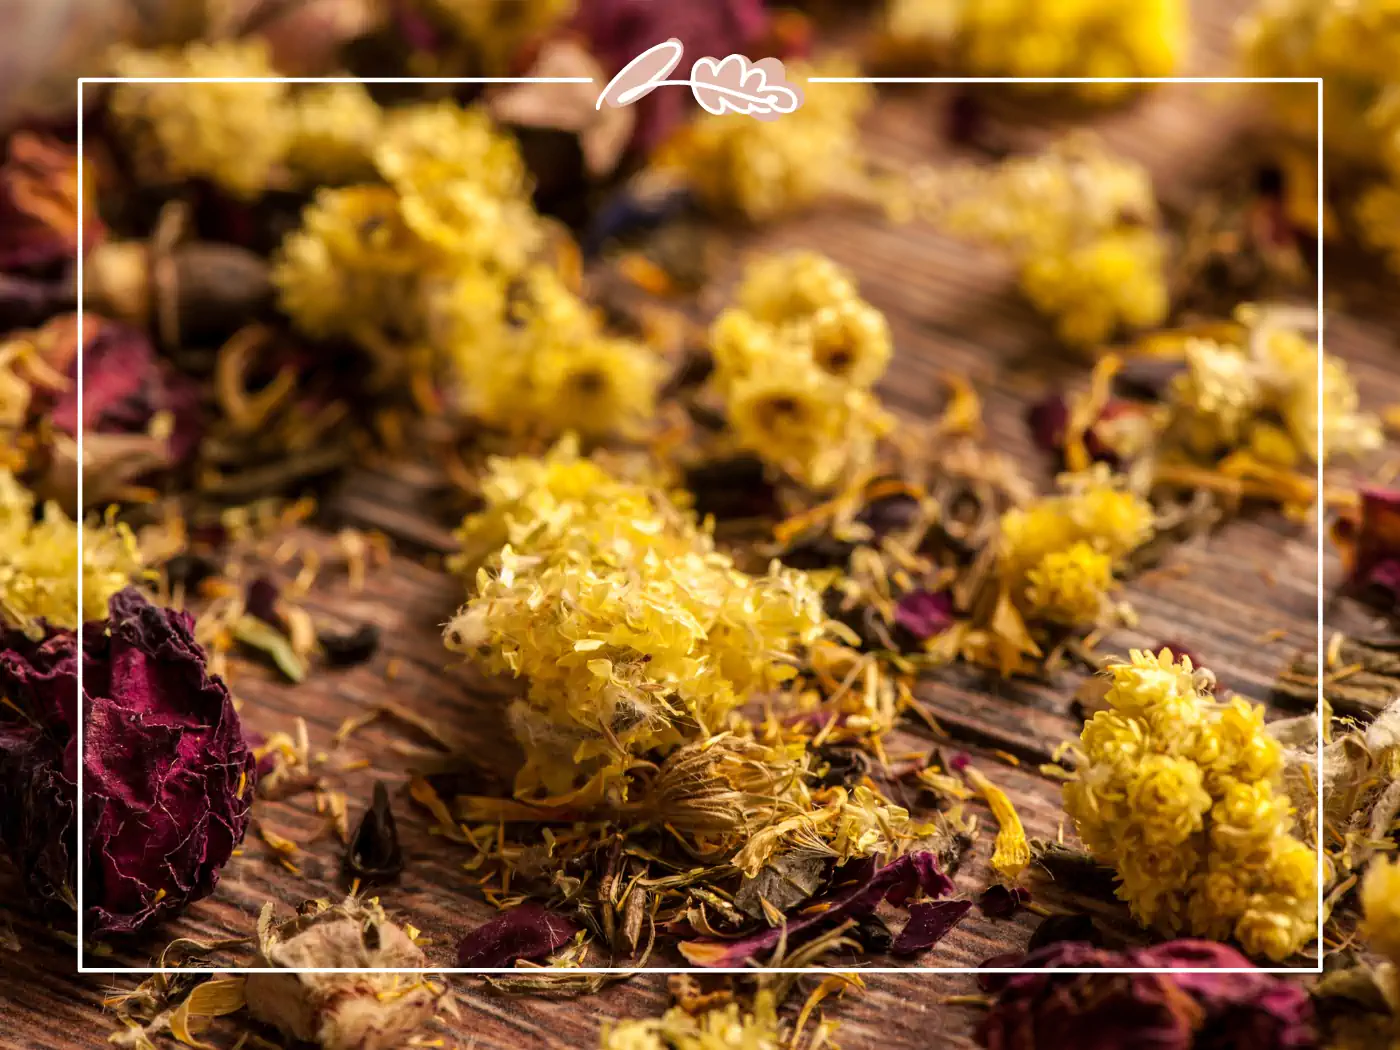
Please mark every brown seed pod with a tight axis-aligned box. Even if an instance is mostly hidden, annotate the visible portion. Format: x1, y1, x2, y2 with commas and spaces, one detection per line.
85, 202, 272, 348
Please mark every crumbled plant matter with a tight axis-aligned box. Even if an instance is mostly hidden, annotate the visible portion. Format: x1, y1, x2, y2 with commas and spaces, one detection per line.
976, 939, 1318, 1050
706, 250, 894, 490
0, 469, 144, 635
678, 850, 955, 966
1047, 306, 1377, 519
23, 312, 202, 508
652, 59, 875, 223
931, 465, 1154, 677
1156, 304, 1379, 469
1272, 697, 1399, 888
345, 782, 403, 883
1334, 487, 1400, 611
880, 0, 1186, 102
319, 622, 381, 666
246, 897, 443, 1050
601, 990, 786, 1050
1315, 856, 1400, 1049
924, 133, 1170, 349
0, 588, 256, 934
456, 902, 581, 967
0, 131, 99, 274
444, 439, 827, 797
1063, 648, 1319, 961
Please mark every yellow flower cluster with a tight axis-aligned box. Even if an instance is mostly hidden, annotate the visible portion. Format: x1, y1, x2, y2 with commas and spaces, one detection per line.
885, 0, 1187, 100
0, 471, 144, 635
1165, 307, 1381, 466
109, 44, 388, 200
1065, 648, 1319, 961
936, 135, 1169, 348
109, 41, 294, 199
1364, 855, 1400, 966
1242, 0, 1400, 163
602, 993, 783, 1050
272, 100, 662, 435
998, 467, 1153, 628
1242, 0, 1400, 273
443, 441, 827, 797
656, 64, 874, 222
283, 82, 382, 186
451, 266, 662, 441
708, 252, 894, 489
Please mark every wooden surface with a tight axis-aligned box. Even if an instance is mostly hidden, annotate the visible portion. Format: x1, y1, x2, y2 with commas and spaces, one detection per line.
5, 1, 1400, 1046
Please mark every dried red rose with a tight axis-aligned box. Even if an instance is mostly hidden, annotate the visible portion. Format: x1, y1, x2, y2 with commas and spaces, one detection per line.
0, 588, 257, 935
1333, 487, 1400, 609
0, 131, 99, 274
977, 940, 1317, 1050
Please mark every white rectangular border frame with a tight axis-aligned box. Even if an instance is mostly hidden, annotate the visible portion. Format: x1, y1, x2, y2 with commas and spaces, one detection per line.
74, 74, 1326, 975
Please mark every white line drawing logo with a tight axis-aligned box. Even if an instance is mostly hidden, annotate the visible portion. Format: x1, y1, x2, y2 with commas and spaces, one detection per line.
596, 38, 803, 121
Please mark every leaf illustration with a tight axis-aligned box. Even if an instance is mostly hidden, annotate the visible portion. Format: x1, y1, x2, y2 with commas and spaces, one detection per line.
690, 54, 804, 120
596, 38, 685, 110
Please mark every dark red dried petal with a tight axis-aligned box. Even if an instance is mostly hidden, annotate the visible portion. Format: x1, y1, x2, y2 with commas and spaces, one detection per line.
976, 940, 1318, 1050
891, 898, 971, 956
978, 884, 1031, 919
456, 902, 580, 967
1334, 487, 1400, 609
49, 316, 201, 457
893, 589, 954, 641
679, 849, 954, 966
0, 132, 100, 274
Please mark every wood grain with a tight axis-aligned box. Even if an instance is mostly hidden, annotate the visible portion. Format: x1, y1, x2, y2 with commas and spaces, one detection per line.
5, 1, 1400, 1046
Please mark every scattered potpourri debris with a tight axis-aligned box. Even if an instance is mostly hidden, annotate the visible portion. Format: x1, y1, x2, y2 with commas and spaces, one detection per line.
5, 2, 1400, 1047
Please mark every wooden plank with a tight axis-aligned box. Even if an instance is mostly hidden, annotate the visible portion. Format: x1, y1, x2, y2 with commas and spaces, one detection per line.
6, 1, 1400, 1046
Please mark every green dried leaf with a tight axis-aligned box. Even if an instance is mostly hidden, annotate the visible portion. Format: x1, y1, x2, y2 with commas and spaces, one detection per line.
233, 615, 306, 682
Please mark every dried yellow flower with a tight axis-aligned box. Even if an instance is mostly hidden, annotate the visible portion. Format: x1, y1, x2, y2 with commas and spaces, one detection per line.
709, 252, 894, 489
656, 62, 874, 222
109, 41, 293, 199
0, 470, 144, 634
1065, 648, 1318, 961
1163, 306, 1381, 465
998, 466, 1153, 628
933, 134, 1169, 348
445, 442, 827, 797
285, 82, 382, 186
601, 992, 783, 1050
452, 267, 661, 440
